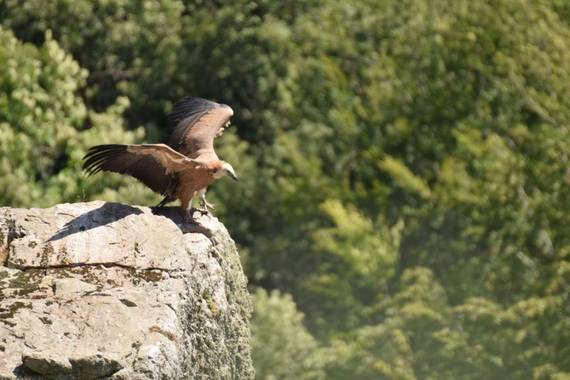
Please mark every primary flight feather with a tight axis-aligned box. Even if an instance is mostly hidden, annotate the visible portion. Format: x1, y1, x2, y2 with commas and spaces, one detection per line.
83, 97, 238, 218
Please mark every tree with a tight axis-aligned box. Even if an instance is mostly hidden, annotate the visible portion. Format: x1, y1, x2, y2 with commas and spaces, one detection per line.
1, 0, 569, 377
0, 27, 148, 207
251, 288, 323, 380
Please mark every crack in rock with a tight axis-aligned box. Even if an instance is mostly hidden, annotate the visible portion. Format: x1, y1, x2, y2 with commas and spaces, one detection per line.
12, 262, 179, 273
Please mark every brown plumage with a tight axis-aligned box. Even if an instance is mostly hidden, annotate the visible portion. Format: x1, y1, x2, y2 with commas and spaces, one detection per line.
83, 97, 238, 216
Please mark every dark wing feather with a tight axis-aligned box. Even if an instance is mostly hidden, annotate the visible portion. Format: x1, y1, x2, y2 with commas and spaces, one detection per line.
167, 96, 233, 159
83, 144, 199, 195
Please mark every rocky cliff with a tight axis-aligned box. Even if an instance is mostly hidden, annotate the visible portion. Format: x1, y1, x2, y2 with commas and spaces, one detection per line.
0, 201, 254, 380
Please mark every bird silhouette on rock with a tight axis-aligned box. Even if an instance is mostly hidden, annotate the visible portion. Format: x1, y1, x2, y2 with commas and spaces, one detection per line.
83, 97, 238, 220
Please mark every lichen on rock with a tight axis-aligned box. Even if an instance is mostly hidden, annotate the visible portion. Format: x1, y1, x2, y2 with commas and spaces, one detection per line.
0, 201, 254, 380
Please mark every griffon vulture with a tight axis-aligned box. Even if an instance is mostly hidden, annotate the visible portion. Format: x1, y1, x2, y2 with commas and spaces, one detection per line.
83, 97, 238, 218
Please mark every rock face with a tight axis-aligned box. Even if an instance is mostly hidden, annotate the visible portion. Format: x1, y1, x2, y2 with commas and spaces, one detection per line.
0, 201, 254, 380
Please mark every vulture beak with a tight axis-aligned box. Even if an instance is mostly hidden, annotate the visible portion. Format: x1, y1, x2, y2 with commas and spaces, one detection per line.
225, 168, 239, 181
221, 162, 239, 181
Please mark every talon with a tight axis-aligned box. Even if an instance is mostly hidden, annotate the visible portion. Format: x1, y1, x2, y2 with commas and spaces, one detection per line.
199, 189, 215, 214
200, 199, 215, 212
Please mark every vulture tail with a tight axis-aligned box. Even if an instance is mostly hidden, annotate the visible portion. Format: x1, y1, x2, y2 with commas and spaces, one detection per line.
156, 195, 175, 208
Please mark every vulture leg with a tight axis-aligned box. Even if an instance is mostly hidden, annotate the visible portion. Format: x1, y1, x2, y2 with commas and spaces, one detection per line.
198, 188, 215, 213
180, 195, 195, 222
186, 203, 198, 222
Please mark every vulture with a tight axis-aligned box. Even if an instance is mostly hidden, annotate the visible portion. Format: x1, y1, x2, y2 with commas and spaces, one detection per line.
83, 97, 238, 218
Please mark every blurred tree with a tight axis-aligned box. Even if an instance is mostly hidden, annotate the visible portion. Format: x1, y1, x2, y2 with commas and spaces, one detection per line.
0, 27, 151, 207
251, 288, 324, 380
304, 200, 402, 334
0, 0, 185, 140
1, 0, 569, 378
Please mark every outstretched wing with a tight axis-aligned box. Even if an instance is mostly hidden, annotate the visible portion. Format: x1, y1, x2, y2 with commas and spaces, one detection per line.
167, 97, 233, 160
83, 144, 203, 195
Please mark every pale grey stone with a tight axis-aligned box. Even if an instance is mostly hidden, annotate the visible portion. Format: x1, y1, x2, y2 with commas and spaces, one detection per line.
0, 201, 254, 380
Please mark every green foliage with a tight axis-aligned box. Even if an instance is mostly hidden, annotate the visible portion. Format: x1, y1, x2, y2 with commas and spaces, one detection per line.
0, 27, 151, 207
322, 268, 446, 380
251, 288, 324, 380
1, 0, 569, 378
0, 0, 185, 138
304, 200, 401, 334
378, 156, 432, 200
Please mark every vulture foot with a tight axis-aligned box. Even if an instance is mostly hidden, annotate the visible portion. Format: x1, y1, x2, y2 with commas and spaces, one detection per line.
201, 199, 215, 212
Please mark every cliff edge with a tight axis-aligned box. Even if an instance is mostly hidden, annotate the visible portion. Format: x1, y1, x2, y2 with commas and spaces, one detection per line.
0, 201, 254, 380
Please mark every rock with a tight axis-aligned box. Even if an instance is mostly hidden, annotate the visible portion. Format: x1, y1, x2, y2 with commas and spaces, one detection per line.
0, 201, 254, 380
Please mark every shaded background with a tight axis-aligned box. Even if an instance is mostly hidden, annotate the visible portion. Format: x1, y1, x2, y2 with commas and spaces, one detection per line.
1, 0, 569, 378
